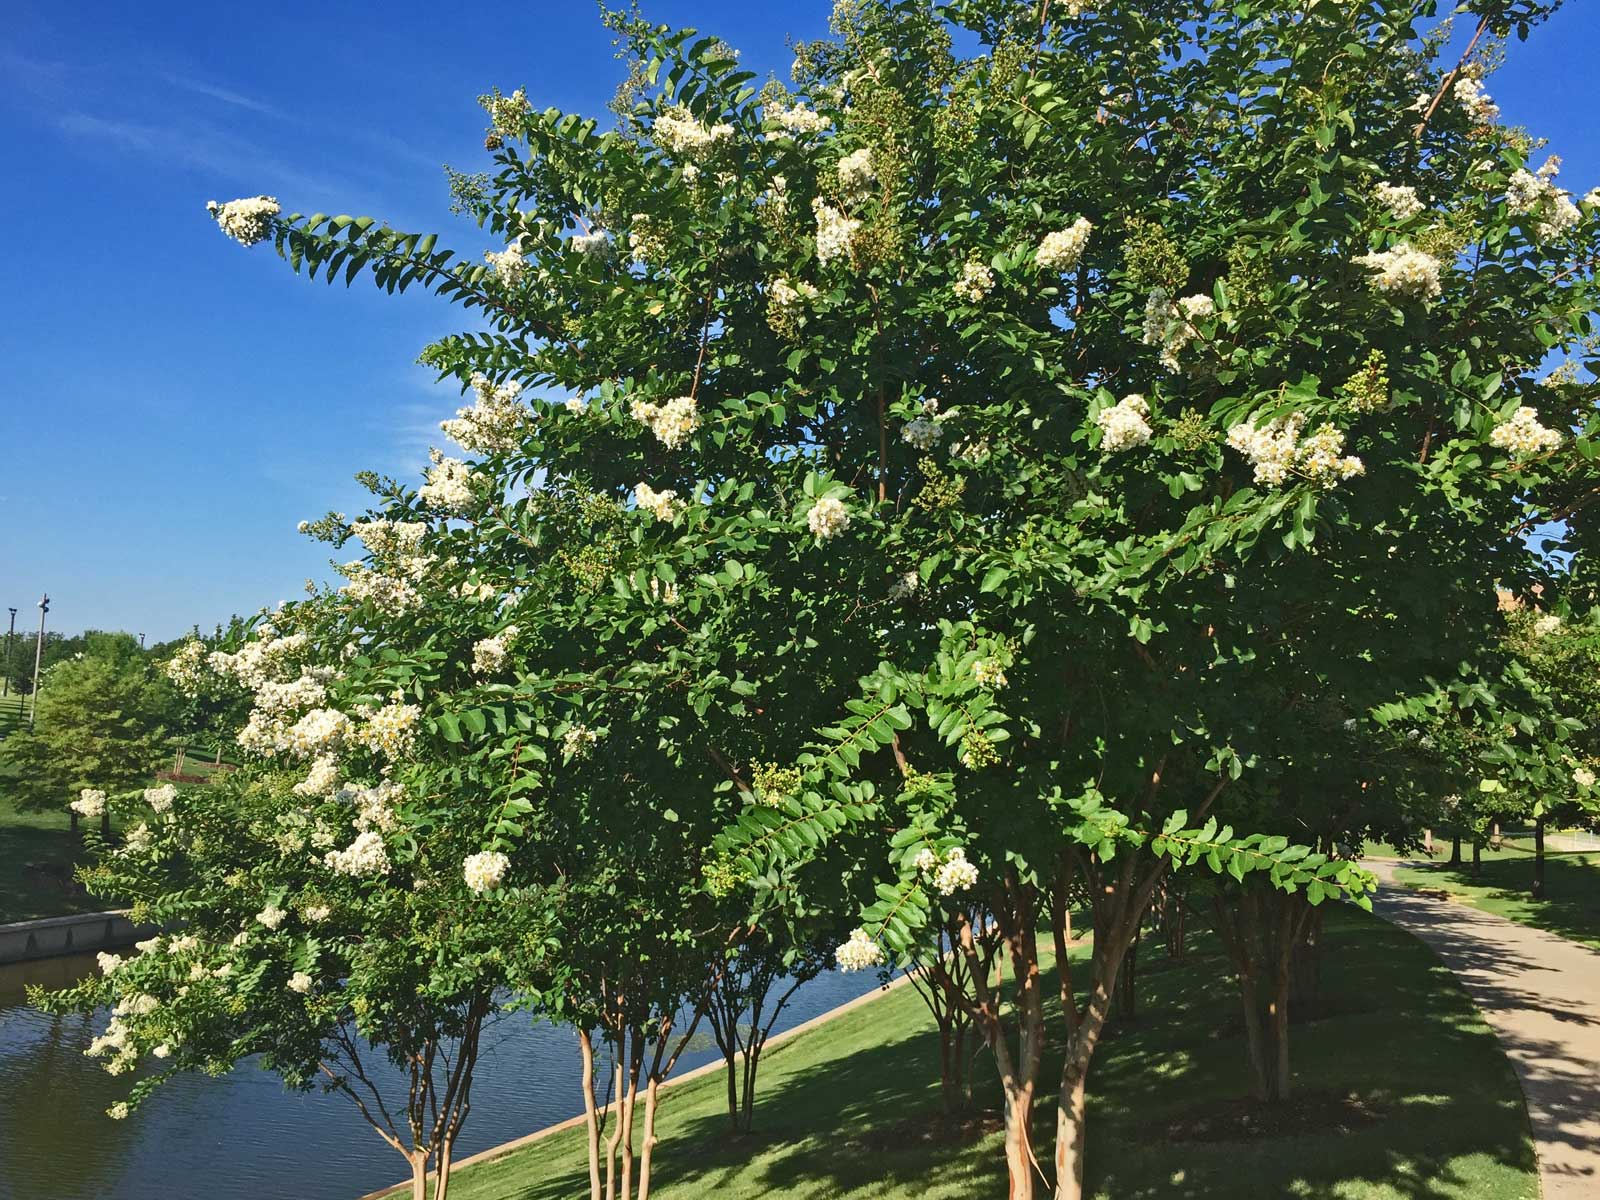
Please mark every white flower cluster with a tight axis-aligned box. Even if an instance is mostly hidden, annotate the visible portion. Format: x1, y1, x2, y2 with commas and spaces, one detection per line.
1488, 406, 1563, 456
1096, 393, 1153, 453
903, 416, 944, 451
342, 564, 422, 616
349, 519, 428, 560
952, 260, 994, 303
653, 106, 734, 157
284, 708, 351, 759
206, 196, 280, 246
1226, 413, 1364, 488
287, 972, 313, 994
1373, 182, 1424, 221
834, 927, 885, 972
440, 374, 532, 454
324, 830, 391, 876
1507, 157, 1582, 241
359, 699, 421, 758
208, 629, 310, 691
766, 102, 832, 139
807, 495, 851, 540
257, 903, 288, 930
472, 626, 519, 675
144, 784, 177, 813
120, 824, 153, 856
251, 671, 329, 717
484, 246, 525, 285
1035, 218, 1092, 271
294, 754, 341, 798
649, 576, 680, 606
562, 724, 600, 759
813, 199, 860, 266
1453, 76, 1500, 125
1142, 289, 1215, 371
887, 571, 920, 601
630, 395, 699, 449
344, 779, 404, 833
768, 277, 820, 326
463, 850, 510, 894
1533, 613, 1563, 636
71, 788, 107, 819
418, 454, 481, 515
635, 483, 686, 523
570, 231, 612, 257
973, 659, 1008, 690
915, 846, 980, 895
837, 147, 876, 204
1354, 243, 1443, 302
163, 640, 212, 696
303, 902, 332, 923
1574, 766, 1596, 789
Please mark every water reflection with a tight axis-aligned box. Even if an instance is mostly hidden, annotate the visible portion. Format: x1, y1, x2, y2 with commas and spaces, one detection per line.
0, 954, 879, 1200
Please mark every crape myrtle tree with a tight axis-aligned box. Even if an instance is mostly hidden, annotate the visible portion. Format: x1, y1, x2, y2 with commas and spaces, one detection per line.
193, 0, 1600, 1195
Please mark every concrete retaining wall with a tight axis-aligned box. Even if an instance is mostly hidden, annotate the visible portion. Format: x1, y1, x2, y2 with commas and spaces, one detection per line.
0, 911, 158, 965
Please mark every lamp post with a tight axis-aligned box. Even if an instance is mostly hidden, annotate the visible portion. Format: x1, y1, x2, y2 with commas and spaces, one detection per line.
2, 607, 15, 698
29, 595, 48, 729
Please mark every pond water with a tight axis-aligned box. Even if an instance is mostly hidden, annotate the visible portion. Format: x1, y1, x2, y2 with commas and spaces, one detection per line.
0, 952, 883, 1200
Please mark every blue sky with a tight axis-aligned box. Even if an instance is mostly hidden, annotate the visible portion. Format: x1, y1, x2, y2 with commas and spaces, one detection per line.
2, 2, 1597, 641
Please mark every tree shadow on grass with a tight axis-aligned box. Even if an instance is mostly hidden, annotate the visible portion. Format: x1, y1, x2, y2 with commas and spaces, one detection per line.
477, 907, 1537, 1200
1397, 856, 1600, 951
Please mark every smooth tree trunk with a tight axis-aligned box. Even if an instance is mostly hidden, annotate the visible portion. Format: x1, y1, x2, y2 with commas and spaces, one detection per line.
1448, 829, 1462, 865
580, 1030, 603, 1200
1472, 837, 1482, 878
1533, 816, 1547, 899
410, 1152, 429, 1200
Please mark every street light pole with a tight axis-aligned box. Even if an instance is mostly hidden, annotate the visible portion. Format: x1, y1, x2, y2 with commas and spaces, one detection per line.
29, 595, 48, 729
2, 607, 15, 698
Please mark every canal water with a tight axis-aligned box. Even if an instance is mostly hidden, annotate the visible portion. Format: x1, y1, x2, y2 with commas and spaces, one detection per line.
0, 953, 883, 1200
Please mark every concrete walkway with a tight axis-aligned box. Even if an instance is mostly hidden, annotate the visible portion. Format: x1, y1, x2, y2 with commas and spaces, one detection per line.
1369, 860, 1600, 1199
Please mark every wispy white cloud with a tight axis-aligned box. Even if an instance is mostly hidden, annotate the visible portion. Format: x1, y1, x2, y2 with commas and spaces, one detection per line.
161, 72, 287, 119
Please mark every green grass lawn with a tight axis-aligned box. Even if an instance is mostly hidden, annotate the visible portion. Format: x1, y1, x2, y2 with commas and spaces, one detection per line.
414, 906, 1534, 1200
1387, 842, 1600, 951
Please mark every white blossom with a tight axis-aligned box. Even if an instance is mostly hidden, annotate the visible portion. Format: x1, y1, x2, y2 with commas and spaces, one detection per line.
1533, 613, 1563, 636
570, 230, 613, 257
766, 102, 832, 139
1488, 406, 1562, 456
1035, 218, 1093, 271
256, 903, 288, 930
418, 454, 481, 515
143, 784, 177, 813
1354, 243, 1443, 301
1226, 413, 1364, 488
653, 106, 734, 158
1373, 182, 1424, 221
837, 147, 876, 204
973, 659, 1008, 689
834, 927, 885, 972
902, 416, 944, 451
293, 755, 341, 798
635, 483, 686, 522
359, 699, 421, 758
107, 1102, 130, 1121
1574, 766, 1596, 789
1453, 76, 1500, 124
472, 627, 519, 675
484, 245, 525, 285
285, 708, 351, 759
1142, 289, 1215, 370
206, 196, 280, 246
952, 260, 994, 303
887, 571, 920, 601
440, 375, 531, 454
287, 972, 313, 994
324, 830, 391, 876
812, 199, 860, 266
629, 396, 699, 449
1507, 158, 1582, 241
463, 850, 510, 894
96, 952, 124, 976
1096, 394, 1153, 453
807, 495, 851, 540
71, 789, 108, 819
562, 725, 600, 759
932, 847, 980, 896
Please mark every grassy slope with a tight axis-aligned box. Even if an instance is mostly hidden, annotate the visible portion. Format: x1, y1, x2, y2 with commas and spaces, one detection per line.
1389, 843, 1600, 951
424, 907, 1534, 1200
0, 793, 118, 922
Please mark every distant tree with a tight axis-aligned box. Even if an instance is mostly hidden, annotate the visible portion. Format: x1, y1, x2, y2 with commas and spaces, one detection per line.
0, 633, 175, 836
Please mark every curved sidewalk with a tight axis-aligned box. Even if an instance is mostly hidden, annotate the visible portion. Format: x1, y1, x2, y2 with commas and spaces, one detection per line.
1368, 861, 1600, 1199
